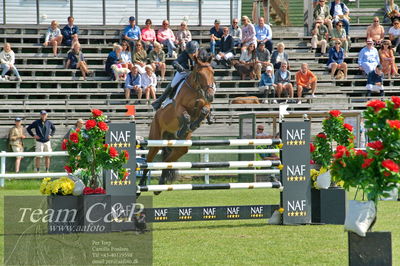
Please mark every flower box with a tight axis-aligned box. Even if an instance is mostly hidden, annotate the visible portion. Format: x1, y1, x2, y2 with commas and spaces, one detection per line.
311, 187, 346, 224
348, 231, 392, 266
47, 195, 81, 234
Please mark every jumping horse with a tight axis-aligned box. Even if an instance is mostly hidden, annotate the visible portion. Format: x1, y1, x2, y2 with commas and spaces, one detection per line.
138, 50, 215, 190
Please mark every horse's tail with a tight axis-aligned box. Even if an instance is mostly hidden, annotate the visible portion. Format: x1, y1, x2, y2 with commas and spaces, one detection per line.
160, 147, 177, 184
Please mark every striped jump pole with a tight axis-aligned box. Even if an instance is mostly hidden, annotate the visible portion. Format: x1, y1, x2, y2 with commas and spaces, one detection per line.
137, 138, 282, 147
136, 160, 282, 170
138, 181, 283, 192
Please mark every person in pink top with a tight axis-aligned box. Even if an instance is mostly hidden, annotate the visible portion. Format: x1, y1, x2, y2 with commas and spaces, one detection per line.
141, 18, 156, 52
241, 16, 257, 51
157, 19, 177, 58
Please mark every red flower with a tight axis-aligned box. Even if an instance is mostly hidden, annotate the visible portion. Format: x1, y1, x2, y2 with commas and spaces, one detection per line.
356, 149, 368, 158
83, 187, 95, 195
362, 158, 374, 168
343, 123, 353, 132
109, 147, 118, 158
366, 100, 386, 112
94, 187, 106, 194
123, 150, 130, 160
103, 144, 109, 149
382, 159, 400, 173
367, 141, 384, 151
122, 171, 130, 181
97, 121, 108, 131
387, 120, 400, 130
64, 165, 72, 173
69, 132, 79, 143
310, 160, 315, 164
61, 139, 68, 150
76, 128, 81, 132
334, 145, 348, 159
316, 133, 327, 139
85, 119, 97, 130
329, 110, 342, 117
392, 96, 400, 109
384, 171, 391, 177
309, 143, 316, 153
91, 109, 103, 117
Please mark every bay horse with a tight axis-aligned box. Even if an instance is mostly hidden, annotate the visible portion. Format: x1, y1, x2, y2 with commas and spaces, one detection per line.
138, 50, 215, 189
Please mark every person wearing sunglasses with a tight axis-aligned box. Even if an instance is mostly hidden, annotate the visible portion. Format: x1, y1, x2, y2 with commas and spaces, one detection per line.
366, 17, 385, 47
311, 16, 329, 56
330, 0, 350, 36
358, 38, 380, 74
389, 19, 400, 54
157, 19, 177, 58
229, 18, 242, 47
313, 0, 333, 30
379, 40, 399, 79
141, 18, 156, 52
122, 16, 141, 52
330, 22, 348, 56
327, 40, 348, 80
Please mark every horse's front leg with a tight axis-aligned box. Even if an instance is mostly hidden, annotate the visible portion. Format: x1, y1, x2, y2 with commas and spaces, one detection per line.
190, 105, 210, 131
176, 110, 191, 139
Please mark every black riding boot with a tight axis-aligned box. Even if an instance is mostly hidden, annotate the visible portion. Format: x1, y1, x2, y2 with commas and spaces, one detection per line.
151, 83, 174, 110
207, 110, 215, 125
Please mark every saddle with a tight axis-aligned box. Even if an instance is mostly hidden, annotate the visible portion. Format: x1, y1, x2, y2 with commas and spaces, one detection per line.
161, 78, 187, 109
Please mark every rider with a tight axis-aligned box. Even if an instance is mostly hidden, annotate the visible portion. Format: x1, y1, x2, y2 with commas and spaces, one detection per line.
151, 40, 200, 110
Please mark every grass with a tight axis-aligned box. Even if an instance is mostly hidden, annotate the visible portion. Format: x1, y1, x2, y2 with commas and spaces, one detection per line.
0, 180, 399, 265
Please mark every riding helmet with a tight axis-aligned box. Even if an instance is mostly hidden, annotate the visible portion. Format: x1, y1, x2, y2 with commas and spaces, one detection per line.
186, 41, 199, 54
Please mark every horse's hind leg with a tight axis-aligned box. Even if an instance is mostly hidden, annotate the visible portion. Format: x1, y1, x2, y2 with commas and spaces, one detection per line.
190, 105, 210, 131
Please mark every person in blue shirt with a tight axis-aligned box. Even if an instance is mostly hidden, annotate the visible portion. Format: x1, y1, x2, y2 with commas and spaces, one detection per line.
105, 43, 122, 80
62, 16, 79, 47
124, 65, 142, 100
358, 39, 380, 74
210, 19, 224, 55
255, 17, 273, 53
259, 65, 276, 103
327, 40, 347, 79
366, 65, 384, 96
122, 16, 141, 52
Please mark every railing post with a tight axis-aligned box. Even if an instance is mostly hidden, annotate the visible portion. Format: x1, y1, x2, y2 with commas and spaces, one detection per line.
204, 148, 209, 184
1, 151, 6, 187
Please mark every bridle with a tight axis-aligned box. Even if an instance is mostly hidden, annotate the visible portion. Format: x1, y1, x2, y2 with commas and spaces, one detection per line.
185, 63, 216, 101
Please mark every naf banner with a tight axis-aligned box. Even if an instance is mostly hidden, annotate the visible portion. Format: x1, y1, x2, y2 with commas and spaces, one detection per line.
280, 121, 311, 224
105, 123, 137, 195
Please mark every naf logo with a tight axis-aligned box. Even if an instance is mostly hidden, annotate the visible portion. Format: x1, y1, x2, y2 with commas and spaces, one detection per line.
287, 200, 307, 212
286, 165, 306, 176
110, 130, 131, 143
286, 128, 306, 141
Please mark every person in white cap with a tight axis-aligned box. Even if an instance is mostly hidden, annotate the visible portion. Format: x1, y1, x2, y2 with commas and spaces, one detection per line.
259, 65, 277, 103
311, 16, 329, 56
8, 117, 26, 173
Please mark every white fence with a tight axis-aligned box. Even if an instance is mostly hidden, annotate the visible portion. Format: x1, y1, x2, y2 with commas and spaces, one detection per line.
0, 148, 279, 187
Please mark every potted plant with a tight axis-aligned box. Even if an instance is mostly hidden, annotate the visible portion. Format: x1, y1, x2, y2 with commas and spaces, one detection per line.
331, 97, 400, 265
309, 110, 353, 224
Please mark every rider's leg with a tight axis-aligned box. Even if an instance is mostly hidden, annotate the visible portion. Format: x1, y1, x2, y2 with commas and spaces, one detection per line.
151, 71, 188, 110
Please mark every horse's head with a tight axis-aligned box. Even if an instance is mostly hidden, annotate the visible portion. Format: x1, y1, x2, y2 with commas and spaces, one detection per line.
191, 49, 216, 103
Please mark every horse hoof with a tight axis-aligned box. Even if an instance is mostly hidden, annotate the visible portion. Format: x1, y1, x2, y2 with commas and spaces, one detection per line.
153, 191, 162, 196
136, 192, 141, 199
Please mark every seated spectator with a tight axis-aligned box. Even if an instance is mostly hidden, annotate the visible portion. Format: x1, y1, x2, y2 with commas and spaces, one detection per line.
259, 66, 276, 103
313, 0, 333, 30
105, 43, 122, 80
141, 65, 157, 100
311, 17, 329, 56
366, 17, 385, 47
232, 43, 259, 80
241, 16, 257, 51
327, 40, 347, 79
274, 61, 294, 101
44, 20, 63, 57
122, 16, 141, 52
271, 42, 289, 70
141, 19, 156, 52
255, 42, 272, 80
330, 21, 349, 56
255, 17, 273, 53
64, 119, 84, 140
62, 16, 79, 47
215, 27, 234, 68
120, 40, 133, 69
379, 40, 399, 78
384, 0, 400, 24
230, 18, 242, 47
210, 19, 223, 55
133, 42, 148, 74
175, 21, 192, 52
389, 19, 400, 54
8, 117, 26, 173
157, 20, 177, 58
149, 42, 166, 80
295, 63, 317, 103
366, 65, 384, 96
66, 43, 91, 80
330, 0, 350, 36
124, 65, 142, 100
0, 43, 22, 81
358, 39, 380, 74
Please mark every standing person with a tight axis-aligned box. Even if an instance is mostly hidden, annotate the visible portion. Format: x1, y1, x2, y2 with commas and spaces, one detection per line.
241, 16, 257, 51
252, 0, 269, 23
44, 20, 63, 57
63, 119, 84, 140
66, 42, 91, 80
125, 65, 142, 100
141, 65, 157, 101
209, 19, 224, 55
0, 43, 22, 81
379, 40, 399, 79
313, 0, 333, 30
8, 118, 26, 173
149, 42, 166, 80
366, 65, 384, 96
215, 27, 234, 67
175, 21, 192, 52
230, 18, 242, 48
122, 16, 141, 52
311, 17, 329, 56
255, 17, 273, 53
274, 61, 294, 102
157, 20, 177, 58
330, 0, 350, 36
27, 111, 56, 173
62, 16, 79, 47
389, 19, 400, 54
141, 18, 156, 52
366, 17, 385, 47
295, 63, 317, 103
358, 39, 380, 74
327, 40, 348, 79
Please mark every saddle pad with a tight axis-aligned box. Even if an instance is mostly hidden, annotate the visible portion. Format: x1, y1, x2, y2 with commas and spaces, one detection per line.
160, 80, 186, 109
